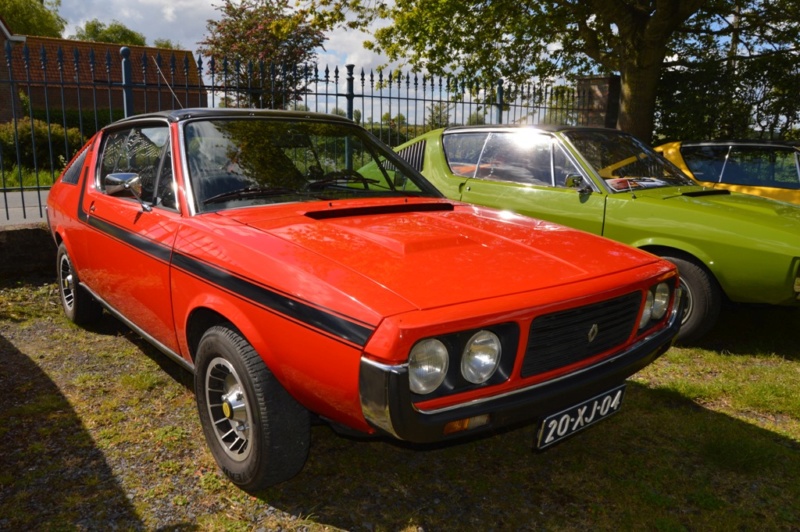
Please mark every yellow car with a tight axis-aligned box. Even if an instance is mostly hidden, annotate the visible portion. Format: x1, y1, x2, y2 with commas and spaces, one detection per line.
656, 140, 800, 204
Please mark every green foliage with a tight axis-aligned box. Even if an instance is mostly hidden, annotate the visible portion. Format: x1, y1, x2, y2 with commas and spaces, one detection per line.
655, 3, 800, 141
199, 0, 325, 109
426, 102, 452, 129
380, 112, 406, 127
70, 19, 146, 46
152, 38, 181, 50
365, 126, 409, 147
0, 118, 84, 173
467, 111, 486, 125
0, 0, 65, 37
304, 0, 800, 141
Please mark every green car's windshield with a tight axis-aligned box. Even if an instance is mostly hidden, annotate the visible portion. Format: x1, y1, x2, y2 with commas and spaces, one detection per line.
563, 130, 695, 192
184, 118, 436, 213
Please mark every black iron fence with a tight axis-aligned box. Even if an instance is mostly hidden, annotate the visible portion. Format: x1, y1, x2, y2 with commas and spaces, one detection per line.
1, 43, 618, 223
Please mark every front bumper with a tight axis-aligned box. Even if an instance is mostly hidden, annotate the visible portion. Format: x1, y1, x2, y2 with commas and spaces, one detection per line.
359, 291, 684, 444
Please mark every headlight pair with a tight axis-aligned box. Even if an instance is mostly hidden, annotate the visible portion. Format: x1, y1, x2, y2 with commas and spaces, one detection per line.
638, 282, 672, 330
408, 330, 503, 395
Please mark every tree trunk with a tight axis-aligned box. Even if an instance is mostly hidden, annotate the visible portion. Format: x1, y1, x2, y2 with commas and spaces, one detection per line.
589, 0, 707, 142
617, 61, 663, 142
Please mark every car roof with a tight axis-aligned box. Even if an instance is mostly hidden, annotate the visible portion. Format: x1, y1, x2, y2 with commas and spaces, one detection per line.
441, 124, 620, 135
112, 107, 354, 126
675, 139, 800, 149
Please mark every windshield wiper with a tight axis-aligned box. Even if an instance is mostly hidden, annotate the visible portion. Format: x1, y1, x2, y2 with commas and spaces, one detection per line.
203, 186, 300, 205
306, 173, 381, 190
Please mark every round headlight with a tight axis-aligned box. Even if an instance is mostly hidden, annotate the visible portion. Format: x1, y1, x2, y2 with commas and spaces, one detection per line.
408, 339, 449, 394
639, 290, 654, 329
652, 282, 671, 320
461, 330, 502, 384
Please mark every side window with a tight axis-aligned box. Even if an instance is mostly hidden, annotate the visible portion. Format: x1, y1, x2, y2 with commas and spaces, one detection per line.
475, 132, 555, 186
552, 144, 585, 187
99, 126, 170, 205
155, 146, 178, 210
724, 146, 800, 189
60, 147, 89, 185
443, 133, 488, 177
680, 146, 728, 182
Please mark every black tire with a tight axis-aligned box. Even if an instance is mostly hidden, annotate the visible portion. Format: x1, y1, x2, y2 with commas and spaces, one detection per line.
194, 326, 310, 491
661, 255, 721, 344
57, 243, 103, 326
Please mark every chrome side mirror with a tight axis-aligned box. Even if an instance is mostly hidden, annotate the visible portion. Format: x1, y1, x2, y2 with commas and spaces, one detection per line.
105, 173, 152, 212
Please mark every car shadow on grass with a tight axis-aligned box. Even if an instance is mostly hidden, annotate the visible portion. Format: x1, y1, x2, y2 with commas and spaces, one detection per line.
257, 383, 800, 531
0, 333, 144, 530
78, 300, 799, 530
693, 303, 800, 359
17, 277, 794, 530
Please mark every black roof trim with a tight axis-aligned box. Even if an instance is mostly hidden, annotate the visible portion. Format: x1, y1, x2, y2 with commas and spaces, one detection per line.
676, 139, 800, 149
113, 108, 355, 126
440, 123, 619, 135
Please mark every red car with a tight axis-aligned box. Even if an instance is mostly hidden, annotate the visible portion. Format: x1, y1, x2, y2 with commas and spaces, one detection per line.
47, 109, 683, 491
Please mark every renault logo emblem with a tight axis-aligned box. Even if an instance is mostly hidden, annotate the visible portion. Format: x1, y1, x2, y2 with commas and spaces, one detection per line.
587, 323, 599, 343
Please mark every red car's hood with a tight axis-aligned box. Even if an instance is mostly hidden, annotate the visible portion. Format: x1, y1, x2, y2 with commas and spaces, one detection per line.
216, 199, 659, 311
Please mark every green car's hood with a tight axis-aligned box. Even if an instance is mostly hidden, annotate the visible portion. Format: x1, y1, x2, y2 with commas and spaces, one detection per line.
626, 186, 800, 226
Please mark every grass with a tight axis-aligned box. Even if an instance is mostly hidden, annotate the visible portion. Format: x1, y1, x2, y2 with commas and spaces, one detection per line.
0, 165, 58, 189
1, 277, 799, 530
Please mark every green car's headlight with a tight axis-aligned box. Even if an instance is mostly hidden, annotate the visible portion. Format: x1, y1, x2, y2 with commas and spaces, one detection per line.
461, 330, 502, 384
408, 339, 449, 394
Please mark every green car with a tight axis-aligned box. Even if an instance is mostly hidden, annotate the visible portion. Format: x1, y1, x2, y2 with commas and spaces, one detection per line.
395, 125, 800, 342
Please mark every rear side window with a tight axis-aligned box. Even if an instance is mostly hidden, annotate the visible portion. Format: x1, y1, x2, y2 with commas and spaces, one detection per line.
443, 133, 488, 177
724, 146, 800, 188
679, 146, 728, 182
60, 148, 88, 185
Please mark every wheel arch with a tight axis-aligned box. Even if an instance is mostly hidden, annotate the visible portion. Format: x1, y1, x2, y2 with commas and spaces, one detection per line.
183, 303, 280, 371
639, 244, 727, 303
185, 307, 234, 363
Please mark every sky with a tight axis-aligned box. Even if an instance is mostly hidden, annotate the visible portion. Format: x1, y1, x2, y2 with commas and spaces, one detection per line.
56, 0, 389, 72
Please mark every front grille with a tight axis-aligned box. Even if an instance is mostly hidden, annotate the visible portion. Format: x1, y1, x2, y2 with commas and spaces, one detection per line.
520, 292, 641, 378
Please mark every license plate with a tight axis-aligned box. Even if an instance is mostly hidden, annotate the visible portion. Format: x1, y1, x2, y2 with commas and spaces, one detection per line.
536, 384, 626, 449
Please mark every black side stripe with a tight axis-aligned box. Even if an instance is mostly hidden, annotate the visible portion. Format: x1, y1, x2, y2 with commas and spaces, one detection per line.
172, 252, 374, 346
76, 178, 374, 347
88, 215, 174, 263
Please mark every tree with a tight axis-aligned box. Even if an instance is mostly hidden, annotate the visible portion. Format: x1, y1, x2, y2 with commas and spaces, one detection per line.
426, 102, 452, 129
153, 38, 181, 50
305, 0, 800, 141
381, 112, 406, 128
70, 19, 146, 46
199, 0, 325, 109
467, 111, 486, 126
657, 52, 800, 141
0, 0, 65, 37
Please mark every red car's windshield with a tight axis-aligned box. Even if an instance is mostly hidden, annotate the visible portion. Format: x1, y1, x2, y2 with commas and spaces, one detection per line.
184, 118, 438, 212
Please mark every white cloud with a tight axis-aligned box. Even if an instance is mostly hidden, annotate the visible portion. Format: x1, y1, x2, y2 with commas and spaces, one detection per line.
57, 0, 392, 72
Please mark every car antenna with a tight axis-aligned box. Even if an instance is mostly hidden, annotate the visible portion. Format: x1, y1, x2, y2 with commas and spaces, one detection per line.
151, 55, 185, 109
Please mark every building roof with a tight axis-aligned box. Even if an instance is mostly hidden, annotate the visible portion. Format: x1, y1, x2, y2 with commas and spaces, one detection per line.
1, 18, 202, 88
